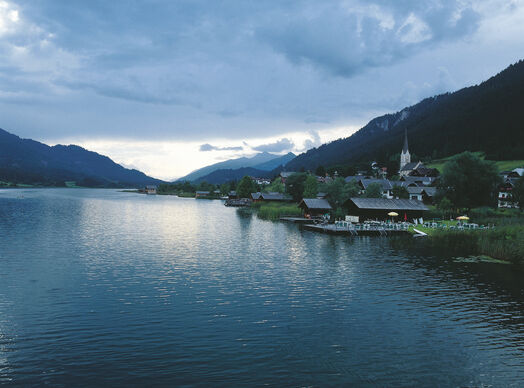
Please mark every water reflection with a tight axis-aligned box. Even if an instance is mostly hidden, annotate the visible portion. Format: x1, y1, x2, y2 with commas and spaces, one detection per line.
0, 188, 522, 386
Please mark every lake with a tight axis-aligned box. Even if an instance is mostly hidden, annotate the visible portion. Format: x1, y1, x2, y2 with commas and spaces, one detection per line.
0, 188, 523, 386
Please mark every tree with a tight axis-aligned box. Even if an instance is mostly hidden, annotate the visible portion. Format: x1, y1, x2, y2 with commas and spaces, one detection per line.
219, 183, 230, 195
236, 176, 256, 198
437, 197, 454, 218
264, 179, 285, 193
326, 177, 346, 208
285, 173, 308, 201
391, 185, 409, 199
315, 165, 326, 177
438, 152, 501, 209
363, 182, 383, 198
303, 175, 318, 198
512, 176, 524, 209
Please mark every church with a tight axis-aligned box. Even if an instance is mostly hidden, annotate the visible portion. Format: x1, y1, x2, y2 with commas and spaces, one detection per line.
399, 130, 425, 177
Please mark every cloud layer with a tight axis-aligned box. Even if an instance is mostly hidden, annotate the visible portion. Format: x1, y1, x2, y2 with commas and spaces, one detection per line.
1, 0, 523, 177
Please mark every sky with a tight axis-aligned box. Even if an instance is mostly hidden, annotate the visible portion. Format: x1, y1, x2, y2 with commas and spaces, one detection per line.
0, 0, 523, 180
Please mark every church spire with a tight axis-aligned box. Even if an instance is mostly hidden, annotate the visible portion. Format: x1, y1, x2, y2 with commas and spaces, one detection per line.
402, 129, 409, 154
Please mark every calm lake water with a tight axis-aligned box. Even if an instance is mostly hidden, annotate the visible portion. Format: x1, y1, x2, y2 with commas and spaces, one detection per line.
0, 189, 523, 386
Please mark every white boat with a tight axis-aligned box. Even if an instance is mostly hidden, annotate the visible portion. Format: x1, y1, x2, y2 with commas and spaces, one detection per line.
413, 228, 428, 237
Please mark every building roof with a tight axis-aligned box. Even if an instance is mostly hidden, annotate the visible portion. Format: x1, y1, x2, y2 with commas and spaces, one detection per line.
252, 192, 290, 201
400, 176, 435, 185
195, 191, 210, 194
422, 187, 437, 196
299, 198, 332, 210
407, 186, 425, 195
400, 161, 421, 171
512, 168, 524, 176
346, 197, 428, 211
360, 179, 393, 190
228, 190, 237, 196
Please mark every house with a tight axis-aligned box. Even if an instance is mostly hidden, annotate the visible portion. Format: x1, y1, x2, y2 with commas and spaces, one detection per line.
400, 161, 426, 177
406, 186, 424, 201
498, 180, 519, 208
316, 192, 327, 199
228, 191, 238, 199
299, 198, 332, 218
316, 175, 333, 184
251, 192, 292, 202
145, 185, 157, 195
251, 192, 262, 201
251, 177, 271, 185
359, 179, 394, 198
422, 187, 437, 204
343, 197, 428, 222
512, 167, 524, 177
409, 166, 439, 177
195, 191, 210, 198
399, 176, 436, 186
279, 171, 295, 184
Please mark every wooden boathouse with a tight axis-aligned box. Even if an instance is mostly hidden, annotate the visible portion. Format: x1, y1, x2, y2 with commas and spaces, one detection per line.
343, 198, 428, 222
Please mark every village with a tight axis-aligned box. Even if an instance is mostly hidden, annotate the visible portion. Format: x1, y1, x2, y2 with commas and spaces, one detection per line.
214, 131, 522, 236
143, 130, 524, 260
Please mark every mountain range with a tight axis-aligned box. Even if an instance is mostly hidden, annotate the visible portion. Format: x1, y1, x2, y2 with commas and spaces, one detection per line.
178, 152, 295, 182
0, 128, 162, 187
286, 60, 524, 172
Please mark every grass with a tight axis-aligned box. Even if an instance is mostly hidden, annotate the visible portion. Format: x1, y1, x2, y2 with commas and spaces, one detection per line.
255, 202, 302, 220
427, 151, 524, 173
407, 207, 524, 265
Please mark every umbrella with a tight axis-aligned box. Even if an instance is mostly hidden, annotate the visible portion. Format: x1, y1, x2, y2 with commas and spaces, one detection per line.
456, 216, 470, 220
388, 212, 399, 216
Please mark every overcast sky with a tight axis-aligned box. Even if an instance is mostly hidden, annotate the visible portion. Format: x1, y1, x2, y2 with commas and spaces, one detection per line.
0, 0, 523, 179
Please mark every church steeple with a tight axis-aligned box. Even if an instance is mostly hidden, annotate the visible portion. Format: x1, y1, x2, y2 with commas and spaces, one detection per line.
399, 129, 411, 173
402, 129, 409, 154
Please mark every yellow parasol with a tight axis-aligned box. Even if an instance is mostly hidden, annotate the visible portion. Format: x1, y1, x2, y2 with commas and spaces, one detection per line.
388, 212, 399, 217
456, 215, 470, 220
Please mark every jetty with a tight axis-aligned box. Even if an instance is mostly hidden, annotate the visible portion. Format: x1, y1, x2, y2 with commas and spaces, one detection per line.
279, 216, 317, 224
303, 221, 410, 236
224, 198, 251, 207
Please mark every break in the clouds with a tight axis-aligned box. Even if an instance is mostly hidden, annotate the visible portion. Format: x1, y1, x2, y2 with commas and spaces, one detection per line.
1, 0, 523, 177
199, 144, 243, 152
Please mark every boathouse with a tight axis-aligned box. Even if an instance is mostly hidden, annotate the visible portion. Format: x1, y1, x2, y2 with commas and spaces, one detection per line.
343, 198, 428, 222
298, 198, 332, 217
251, 192, 292, 202
195, 191, 210, 198
145, 185, 157, 195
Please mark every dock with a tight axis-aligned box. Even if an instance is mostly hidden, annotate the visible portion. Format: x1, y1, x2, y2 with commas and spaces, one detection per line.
303, 222, 410, 236
224, 199, 251, 207
279, 217, 316, 224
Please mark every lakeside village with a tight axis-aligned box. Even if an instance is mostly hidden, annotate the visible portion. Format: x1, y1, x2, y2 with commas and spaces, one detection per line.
146, 131, 524, 263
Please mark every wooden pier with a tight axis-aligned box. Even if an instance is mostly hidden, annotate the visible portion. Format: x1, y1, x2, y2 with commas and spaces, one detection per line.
303, 223, 410, 236
224, 199, 251, 207
279, 217, 316, 224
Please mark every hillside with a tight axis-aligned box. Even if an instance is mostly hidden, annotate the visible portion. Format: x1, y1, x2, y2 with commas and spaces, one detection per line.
193, 167, 275, 184
0, 128, 162, 187
286, 60, 524, 172
179, 152, 295, 182
427, 152, 524, 173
